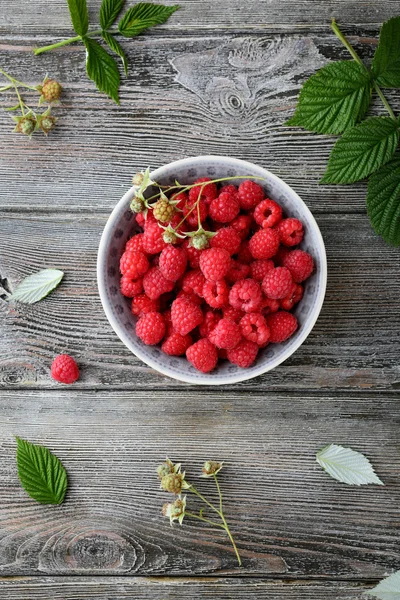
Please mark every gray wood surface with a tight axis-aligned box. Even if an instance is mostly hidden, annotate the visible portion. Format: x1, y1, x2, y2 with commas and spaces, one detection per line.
1, 0, 400, 597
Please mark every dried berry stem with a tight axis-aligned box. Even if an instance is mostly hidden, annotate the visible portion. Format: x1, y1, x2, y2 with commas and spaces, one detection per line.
185, 511, 225, 528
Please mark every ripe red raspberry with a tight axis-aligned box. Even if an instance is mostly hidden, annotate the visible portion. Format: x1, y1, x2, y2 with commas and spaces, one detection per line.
163, 308, 173, 332
239, 313, 270, 346
120, 275, 143, 297
237, 180, 264, 210
143, 221, 168, 254
136, 311, 166, 345
227, 339, 258, 368
182, 270, 206, 297
223, 305, 244, 323
143, 267, 175, 300
186, 338, 218, 373
131, 293, 160, 316
200, 248, 231, 282
230, 214, 252, 240
183, 197, 208, 227
170, 191, 188, 211
183, 239, 202, 268
202, 279, 229, 308
188, 177, 218, 205
125, 233, 145, 253
249, 228, 280, 259
51, 354, 79, 384
262, 266, 293, 299
226, 260, 250, 284
276, 218, 304, 247
143, 211, 156, 228
280, 283, 303, 310
162, 330, 192, 356
199, 310, 221, 337
171, 296, 203, 335
266, 311, 298, 343
159, 246, 187, 282
250, 259, 274, 281
209, 318, 242, 350
209, 191, 240, 223
237, 240, 253, 264
220, 184, 237, 195
210, 227, 241, 255
260, 296, 280, 316
282, 249, 314, 282
274, 245, 291, 266
229, 279, 262, 313
120, 250, 149, 279
254, 198, 282, 228
176, 290, 203, 306
136, 212, 146, 228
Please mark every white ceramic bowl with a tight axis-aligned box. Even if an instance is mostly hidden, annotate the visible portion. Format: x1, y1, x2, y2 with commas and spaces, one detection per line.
97, 156, 327, 385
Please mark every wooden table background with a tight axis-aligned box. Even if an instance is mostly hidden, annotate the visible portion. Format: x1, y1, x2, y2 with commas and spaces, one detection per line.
1, 1, 400, 598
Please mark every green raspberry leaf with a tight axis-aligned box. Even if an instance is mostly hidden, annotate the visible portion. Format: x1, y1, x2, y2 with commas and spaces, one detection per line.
316, 444, 383, 486
372, 16, 400, 88
8, 268, 64, 304
84, 38, 120, 104
102, 31, 128, 76
100, 0, 125, 30
367, 570, 400, 600
118, 2, 180, 37
286, 61, 372, 135
16, 437, 68, 504
66, 0, 89, 35
366, 153, 400, 246
321, 117, 399, 184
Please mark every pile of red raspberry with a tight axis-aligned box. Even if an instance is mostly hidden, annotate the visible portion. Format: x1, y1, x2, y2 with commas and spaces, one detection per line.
119, 178, 315, 373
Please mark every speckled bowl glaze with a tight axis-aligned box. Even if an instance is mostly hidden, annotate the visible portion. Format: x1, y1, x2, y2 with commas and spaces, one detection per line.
97, 156, 327, 385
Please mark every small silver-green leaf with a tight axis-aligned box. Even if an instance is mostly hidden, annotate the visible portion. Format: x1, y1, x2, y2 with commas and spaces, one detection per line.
316, 444, 384, 486
8, 268, 64, 304
16, 437, 68, 504
367, 570, 400, 600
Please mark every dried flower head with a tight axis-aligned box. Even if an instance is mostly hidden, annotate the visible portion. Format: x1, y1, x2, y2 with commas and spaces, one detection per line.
39, 113, 57, 135
13, 115, 36, 137
132, 172, 145, 186
130, 196, 145, 213
38, 77, 62, 103
202, 461, 223, 477
162, 495, 187, 525
156, 457, 180, 480
161, 471, 189, 494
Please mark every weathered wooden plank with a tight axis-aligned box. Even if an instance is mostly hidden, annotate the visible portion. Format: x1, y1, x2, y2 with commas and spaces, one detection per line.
1, 212, 399, 391
0, 33, 398, 212
0, 390, 399, 576
1, 0, 399, 33
0, 577, 379, 599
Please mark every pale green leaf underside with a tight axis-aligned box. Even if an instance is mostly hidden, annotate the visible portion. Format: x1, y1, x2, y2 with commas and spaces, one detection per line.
321, 117, 399, 184
100, 0, 125, 30
84, 37, 120, 104
316, 444, 384, 485
367, 570, 400, 600
16, 438, 68, 504
286, 61, 372, 135
102, 31, 128, 76
66, 0, 89, 35
9, 268, 64, 304
372, 16, 400, 88
367, 154, 400, 246
118, 2, 179, 37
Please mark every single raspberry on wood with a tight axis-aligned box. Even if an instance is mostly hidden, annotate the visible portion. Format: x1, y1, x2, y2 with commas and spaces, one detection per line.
240, 313, 270, 346
120, 275, 143, 297
249, 229, 280, 260
262, 266, 293, 299
162, 330, 193, 356
237, 180, 264, 210
227, 339, 259, 368
136, 312, 166, 345
202, 279, 229, 308
143, 267, 175, 300
51, 354, 79, 384
120, 250, 149, 279
254, 198, 282, 228
171, 296, 203, 335
266, 311, 298, 343
199, 248, 231, 282
186, 338, 218, 373
229, 278, 262, 313
210, 227, 241, 255
209, 318, 242, 350
159, 246, 187, 282
282, 249, 314, 282
209, 191, 240, 223
276, 218, 304, 247
188, 177, 218, 205
131, 293, 160, 316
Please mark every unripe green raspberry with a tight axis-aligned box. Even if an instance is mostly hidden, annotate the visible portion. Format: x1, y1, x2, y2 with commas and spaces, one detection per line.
41, 79, 62, 102
153, 198, 176, 223
161, 472, 184, 494
191, 233, 209, 250
157, 461, 174, 480
163, 230, 178, 244
15, 117, 36, 136
130, 196, 145, 213
202, 460, 223, 476
40, 116, 56, 134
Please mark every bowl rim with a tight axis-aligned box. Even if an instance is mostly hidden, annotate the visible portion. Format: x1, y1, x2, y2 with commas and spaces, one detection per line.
97, 155, 327, 385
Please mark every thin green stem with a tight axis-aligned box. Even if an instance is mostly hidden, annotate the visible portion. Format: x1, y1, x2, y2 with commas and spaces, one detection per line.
219, 512, 242, 566
213, 474, 223, 513
13, 84, 25, 116
373, 82, 396, 120
185, 511, 225, 529
34, 34, 84, 55
188, 485, 221, 516
0, 84, 12, 92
